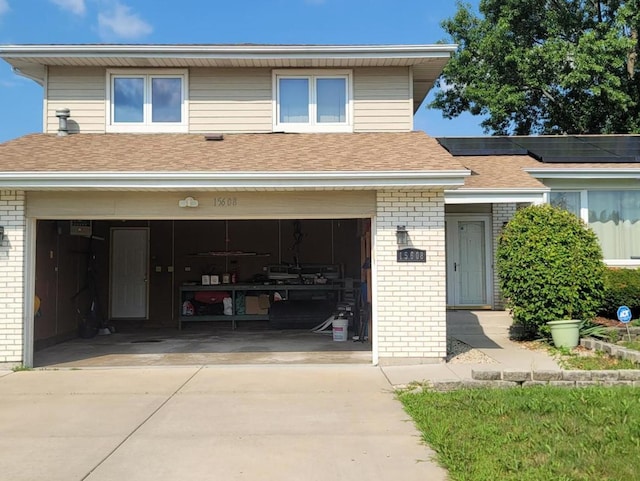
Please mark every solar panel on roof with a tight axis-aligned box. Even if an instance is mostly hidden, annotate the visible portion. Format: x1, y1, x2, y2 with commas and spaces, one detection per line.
437, 137, 528, 156
436, 136, 640, 163
577, 136, 640, 157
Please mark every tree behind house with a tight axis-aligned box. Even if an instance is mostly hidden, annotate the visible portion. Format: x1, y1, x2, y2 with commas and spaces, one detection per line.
433, 0, 640, 135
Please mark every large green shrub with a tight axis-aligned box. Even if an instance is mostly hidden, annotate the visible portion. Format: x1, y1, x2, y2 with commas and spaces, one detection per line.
599, 268, 640, 320
497, 204, 605, 334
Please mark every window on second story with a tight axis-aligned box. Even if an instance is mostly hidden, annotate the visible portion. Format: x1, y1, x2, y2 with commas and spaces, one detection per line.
273, 70, 352, 132
107, 70, 188, 133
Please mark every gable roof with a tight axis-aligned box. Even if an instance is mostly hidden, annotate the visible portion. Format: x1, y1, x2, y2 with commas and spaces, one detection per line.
0, 132, 469, 190
0, 43, 457, 113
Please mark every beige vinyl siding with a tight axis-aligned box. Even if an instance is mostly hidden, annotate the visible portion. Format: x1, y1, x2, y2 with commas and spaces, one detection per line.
44, 66, 412, 135
46, 67, 106, 134
353, 67, 412, 132
189, 68, 272, 133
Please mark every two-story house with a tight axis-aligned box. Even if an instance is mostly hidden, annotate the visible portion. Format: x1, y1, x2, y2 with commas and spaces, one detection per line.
2, 44, 639, 369
0, 44, 472, 367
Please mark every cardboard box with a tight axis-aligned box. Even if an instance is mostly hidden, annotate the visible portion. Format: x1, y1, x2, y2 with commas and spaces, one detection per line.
258, 294, 270, 309
245, 295, 269, 315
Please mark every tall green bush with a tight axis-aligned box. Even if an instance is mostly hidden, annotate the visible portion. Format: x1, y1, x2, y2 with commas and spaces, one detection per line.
497, 204, 605, 334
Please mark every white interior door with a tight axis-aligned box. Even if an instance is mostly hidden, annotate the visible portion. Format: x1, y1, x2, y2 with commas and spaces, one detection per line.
110, 228, 149, 319
446, 216, 492, 308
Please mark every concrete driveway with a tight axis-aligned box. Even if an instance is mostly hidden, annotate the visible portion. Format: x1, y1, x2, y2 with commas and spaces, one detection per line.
0, 365, 447, 481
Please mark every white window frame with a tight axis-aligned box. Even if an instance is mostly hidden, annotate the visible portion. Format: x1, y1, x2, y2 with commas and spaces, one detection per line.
272, 69, 353, 133
106, 69, 188, 133
549, 188, 640, 267
549, 190, 583, 218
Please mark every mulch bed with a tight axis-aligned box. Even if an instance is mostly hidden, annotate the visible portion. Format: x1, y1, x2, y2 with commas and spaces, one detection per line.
593, 316, 625, 327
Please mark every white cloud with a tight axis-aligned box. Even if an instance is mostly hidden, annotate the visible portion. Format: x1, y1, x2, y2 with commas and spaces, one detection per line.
49, 0, 86, 15
0, 0, 10, 17
98, 2, 152, 40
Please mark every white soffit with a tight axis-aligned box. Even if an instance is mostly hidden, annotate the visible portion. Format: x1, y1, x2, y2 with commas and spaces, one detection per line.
0, 44, 456, 73
0, 44, 457, 104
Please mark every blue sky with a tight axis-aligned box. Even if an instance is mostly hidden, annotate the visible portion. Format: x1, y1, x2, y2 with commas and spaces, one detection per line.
0, 0, 484, 142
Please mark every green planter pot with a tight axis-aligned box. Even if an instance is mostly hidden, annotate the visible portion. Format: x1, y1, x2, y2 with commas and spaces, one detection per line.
547, 319, 581, 348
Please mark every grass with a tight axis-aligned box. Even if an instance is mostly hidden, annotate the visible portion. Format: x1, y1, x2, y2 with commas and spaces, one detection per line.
11, 365, 33, 372
621, 340, 640, 352
558, 350, 639, 370
542, 342, 639, 370
399, 386, 640, 481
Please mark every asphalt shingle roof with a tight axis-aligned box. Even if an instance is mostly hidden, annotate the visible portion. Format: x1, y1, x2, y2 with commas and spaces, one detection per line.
0, 132, 466, 173
2, 132, 637, 190
458, 155, 546, 190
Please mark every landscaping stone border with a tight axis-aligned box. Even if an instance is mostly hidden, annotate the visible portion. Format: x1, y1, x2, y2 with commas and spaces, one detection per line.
580, 338, 640, 363
426, 369, 640, 391
403, 337, 640, 392
603, 326, 640, 342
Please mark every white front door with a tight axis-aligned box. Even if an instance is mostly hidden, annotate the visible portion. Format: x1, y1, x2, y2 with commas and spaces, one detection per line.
446, 216, 492, 308
110, 228, 149, 319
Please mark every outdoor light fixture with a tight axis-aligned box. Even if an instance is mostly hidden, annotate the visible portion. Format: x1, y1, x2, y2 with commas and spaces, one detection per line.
396, 225, 408, 246
178, 196, 199, 208
0, 226, 4, 242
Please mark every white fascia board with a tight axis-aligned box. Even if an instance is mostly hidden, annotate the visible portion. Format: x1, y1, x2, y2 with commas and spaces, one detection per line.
0, 44, 458, 59
0, 170, 469, 190
527, 168, 640, 179
444, 188, 548, 204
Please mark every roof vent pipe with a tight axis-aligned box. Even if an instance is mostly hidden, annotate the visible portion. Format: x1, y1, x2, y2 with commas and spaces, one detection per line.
55, 108, 71, 136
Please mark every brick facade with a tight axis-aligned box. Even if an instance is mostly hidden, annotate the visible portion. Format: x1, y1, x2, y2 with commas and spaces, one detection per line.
0, 190, 25, 364
491, 203, 517, 310
375, 189, 446, 364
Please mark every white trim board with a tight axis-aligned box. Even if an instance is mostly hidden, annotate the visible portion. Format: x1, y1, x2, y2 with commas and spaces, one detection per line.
444, 189, 547, 204
1, 170, 470, 190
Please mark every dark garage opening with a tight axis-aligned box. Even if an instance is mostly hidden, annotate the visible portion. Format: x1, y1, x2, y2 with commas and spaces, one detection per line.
33, 218, 372, 367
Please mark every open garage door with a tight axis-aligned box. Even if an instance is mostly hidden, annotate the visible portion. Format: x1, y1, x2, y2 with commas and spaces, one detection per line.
32, 217, 372, 367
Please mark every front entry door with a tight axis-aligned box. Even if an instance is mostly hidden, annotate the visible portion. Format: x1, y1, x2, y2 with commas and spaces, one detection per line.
110, 228, 149, 319
446, 216, 492, 308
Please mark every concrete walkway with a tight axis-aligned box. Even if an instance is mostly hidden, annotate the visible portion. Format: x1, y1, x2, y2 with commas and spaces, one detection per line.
383, 310, 561, 386
0, 365, 448, 481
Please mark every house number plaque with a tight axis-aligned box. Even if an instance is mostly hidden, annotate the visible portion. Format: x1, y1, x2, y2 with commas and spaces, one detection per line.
214, 197, 238, 207
397, 248, 426, 263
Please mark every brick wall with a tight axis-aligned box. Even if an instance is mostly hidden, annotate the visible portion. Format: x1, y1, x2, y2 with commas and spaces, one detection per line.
375, 190, 446, 364
0, 190, 25, 364
491, 203, 516, 310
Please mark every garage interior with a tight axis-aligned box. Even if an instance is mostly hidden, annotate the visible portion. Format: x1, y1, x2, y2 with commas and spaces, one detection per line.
32, 218, 372, 367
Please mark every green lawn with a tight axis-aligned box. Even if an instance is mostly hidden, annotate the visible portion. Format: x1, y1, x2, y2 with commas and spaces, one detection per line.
622, 340, 640, 352
558, 350, 638, 370
399, 386, 640, 481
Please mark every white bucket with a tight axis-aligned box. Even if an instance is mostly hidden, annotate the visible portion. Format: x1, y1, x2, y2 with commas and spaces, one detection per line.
332, 317, 348, 342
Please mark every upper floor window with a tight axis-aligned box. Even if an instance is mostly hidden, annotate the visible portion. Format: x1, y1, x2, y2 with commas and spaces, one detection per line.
273, 70, 352, 132
106, 69, 188, 133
